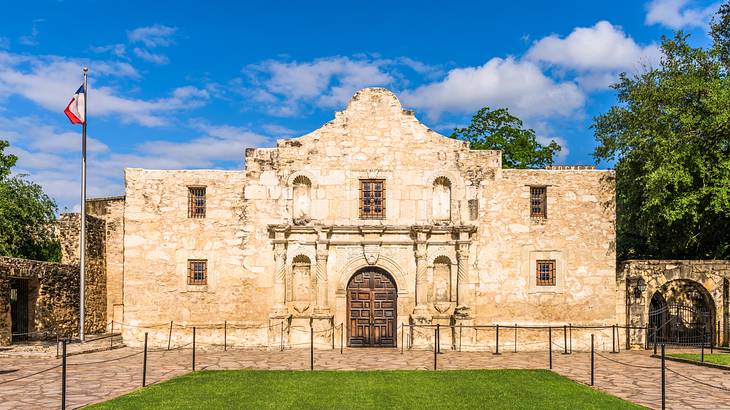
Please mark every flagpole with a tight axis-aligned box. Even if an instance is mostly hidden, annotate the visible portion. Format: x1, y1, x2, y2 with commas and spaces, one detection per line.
80, 66, 88, 343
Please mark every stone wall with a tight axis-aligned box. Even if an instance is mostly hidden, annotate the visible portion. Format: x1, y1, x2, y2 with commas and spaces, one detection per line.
86, 197, 125, 326
0, 256, 103, 345
121, 88, 618, 350
58, 213, 108, 335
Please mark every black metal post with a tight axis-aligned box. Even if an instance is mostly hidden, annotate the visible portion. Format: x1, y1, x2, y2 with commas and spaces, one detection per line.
590, 334, 594, 386
340, 323, 344, 354
437, 323, 441, 354
142, 332, 148, 387
459, 325, 463, 352
331, 323, 335, 350
280, 321, 284, 352
495, 325, 500, 355
224, 320, 227, 352
702, 329, 705, 362
611, 324, 617, 353
514, 324, 517, 353
192, 327, 196, 371
61, 339, 67, 410
710, 323, 714, 354
563, 325, 568, 354
548, 326, 552, 369
167, 320, 173, 351
661, 344, 666, 410
56, 335, 59, 359
569, 323, 572, 354
310, 325, 314, 371
434, 324, 439, 370
645, 324, 649, 350
653, 325, 658, 355
110, 321, 114, 349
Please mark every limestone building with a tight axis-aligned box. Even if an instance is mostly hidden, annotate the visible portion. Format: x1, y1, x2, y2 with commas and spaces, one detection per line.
116, 88, 620, 350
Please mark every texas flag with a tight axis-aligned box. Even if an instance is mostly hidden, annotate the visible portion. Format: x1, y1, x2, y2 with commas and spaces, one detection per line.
64, 84, 86, 125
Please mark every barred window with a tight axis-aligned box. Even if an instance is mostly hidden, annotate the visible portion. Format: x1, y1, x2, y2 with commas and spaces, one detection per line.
188, 187, 206, 218
188, 260, 207, 285
536, 260, 556, 286
359, 179, 385, 219
530, 186, 547, 218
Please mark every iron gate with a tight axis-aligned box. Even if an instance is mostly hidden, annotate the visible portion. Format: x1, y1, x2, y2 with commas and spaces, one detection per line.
648, 302, 712, 346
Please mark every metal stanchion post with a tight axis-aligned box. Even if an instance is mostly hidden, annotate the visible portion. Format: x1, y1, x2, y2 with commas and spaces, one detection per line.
224, 321, 227, 352
653, 326, 658, 355
280, 321, 284, 352
341, 323, 344, 354
437, 323, 441, 354
401, 323, 404, 354
569, 323, 572, 354
514, 324, 517, 353
611, 324, 617, 353
167, 321, 173, 351
434, 324, 438, 370
192, 327, 196, 371
494, 325, 500, 355
459, 325, 462, 352
661, 344, 666, 410
142, 332, 148, 387
548, 326, 552, 369
331, 324, 335, 350
61, 339, 67, 410
563, 325, 568, 354
710, 324, 714, 354
590, 334, 594, 386
56, 335, 59, 359
110, 321, 114, 349
702, 329, 705, 362
645, 324, 649, 350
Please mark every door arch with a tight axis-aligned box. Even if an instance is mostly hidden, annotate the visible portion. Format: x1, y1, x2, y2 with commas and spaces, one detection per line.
347, 267, 397, 347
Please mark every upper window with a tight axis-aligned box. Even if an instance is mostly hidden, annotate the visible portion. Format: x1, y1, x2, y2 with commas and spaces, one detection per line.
359, 179, 385, 219
432, 177, 451, 221
188, 187, 206, 218
530, 186, 547, 218
536, 260, 556, 286
188, 259, 207, 285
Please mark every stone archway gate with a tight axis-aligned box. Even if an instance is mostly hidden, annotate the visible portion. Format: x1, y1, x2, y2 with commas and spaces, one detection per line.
620, 260, 730, 348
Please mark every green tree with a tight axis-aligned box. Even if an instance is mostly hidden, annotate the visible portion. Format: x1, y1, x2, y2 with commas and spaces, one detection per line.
450, 107, 562, 169
592, 3, 730, 259
0, 140, 60, 261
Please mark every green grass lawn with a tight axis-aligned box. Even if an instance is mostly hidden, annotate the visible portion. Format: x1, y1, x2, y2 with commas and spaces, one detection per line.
89, 369, 642, 409
668, 353, 730, 366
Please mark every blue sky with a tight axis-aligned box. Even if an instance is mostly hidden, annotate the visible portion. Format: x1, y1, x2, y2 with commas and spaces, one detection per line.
0, 0, 723, 210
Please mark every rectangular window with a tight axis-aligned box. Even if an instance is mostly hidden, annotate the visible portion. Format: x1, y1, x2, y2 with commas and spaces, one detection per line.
359, 179, 386, 219
188, 187, 206, 218
530, 186, 547, 218
188, 260, 207, 285
536, 260, 556, 286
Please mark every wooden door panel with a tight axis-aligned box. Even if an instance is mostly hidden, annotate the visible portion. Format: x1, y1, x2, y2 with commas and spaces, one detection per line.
347, 269, 397, 347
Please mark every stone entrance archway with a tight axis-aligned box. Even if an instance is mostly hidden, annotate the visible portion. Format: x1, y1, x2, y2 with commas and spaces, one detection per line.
347, 267, 397, 347
621, 260, 729, 348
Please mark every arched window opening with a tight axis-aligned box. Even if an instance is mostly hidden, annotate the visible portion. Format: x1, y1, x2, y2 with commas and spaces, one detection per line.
292, 175, 312, 224
432, 177, 451, 221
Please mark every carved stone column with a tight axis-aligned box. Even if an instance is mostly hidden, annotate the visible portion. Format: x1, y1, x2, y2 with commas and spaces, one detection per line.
413, 227, 430, 317
270, 226, 289, 317
455, 241, 472, 319
314, 247, 329, 313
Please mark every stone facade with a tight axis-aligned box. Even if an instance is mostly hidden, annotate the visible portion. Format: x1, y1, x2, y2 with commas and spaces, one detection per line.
620, 260, 730, 347
120, 88, 619, 350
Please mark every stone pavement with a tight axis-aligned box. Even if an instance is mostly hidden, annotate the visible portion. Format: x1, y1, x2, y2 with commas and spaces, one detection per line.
1, 345, 729, 409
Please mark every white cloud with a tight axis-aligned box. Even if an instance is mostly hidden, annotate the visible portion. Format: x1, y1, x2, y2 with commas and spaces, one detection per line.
132, 47, 169, 65
18, 19, 44, 47
244, 56, 395, 116
90, 43, 126, 58
127, 24, 177, 48
526, 21, 661, 71
400, 57, 585, 120
0, 37, 9, 49
0, 51, 208, 126
646, 0, 720, 29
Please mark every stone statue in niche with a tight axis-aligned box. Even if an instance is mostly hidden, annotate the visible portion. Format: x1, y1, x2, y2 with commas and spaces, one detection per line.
432, 256, 452, 313
291, 255, 311, 313
432, 177, 451, 223
292, 175, 312, 225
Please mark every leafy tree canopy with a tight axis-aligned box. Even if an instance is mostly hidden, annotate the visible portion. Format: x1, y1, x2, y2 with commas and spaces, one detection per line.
592, 2, 730, 259
451, 107, 562, 169
0, 140, 60, 261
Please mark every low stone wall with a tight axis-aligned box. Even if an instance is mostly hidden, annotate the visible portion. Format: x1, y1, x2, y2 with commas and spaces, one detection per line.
0, 254, 107, 345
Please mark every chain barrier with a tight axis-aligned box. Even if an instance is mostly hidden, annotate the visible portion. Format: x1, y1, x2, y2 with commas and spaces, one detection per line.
0, 364, 61, 385
665, 366, 730, 392
594, 351, 658, 370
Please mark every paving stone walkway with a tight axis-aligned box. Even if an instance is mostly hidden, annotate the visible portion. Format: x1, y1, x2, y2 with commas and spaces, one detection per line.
1, 345, 729, 409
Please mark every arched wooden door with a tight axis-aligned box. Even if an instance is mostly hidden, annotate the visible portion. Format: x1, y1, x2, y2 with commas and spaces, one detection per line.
347, 268, 397, 347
